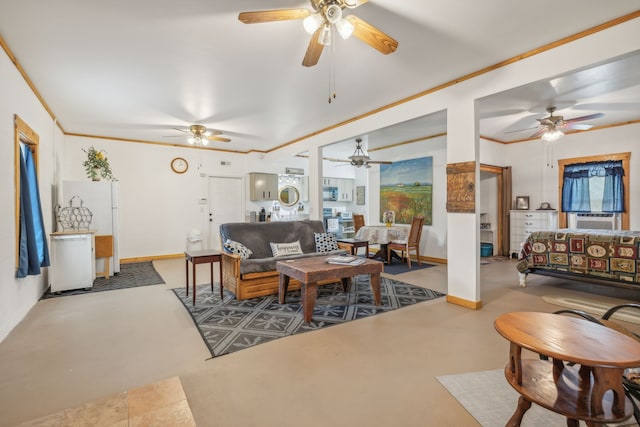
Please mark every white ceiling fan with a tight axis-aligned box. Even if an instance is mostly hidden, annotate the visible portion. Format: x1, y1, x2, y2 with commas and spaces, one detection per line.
167, 124, 231, 145
324, 137, 392, 168
506, 106, 604, 141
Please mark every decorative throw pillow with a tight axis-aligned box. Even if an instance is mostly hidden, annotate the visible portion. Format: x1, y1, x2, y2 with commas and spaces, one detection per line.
270, 241, 303, 257
223, 239, 253, 260
314, 232, 339, 252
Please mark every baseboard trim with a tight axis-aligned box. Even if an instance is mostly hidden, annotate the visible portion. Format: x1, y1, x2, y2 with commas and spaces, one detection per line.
446, 294, 482, 310
120, 253, 183, 264
420, 255, 447, 264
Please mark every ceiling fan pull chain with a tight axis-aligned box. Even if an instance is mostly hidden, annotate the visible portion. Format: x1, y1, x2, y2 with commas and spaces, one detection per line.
326, 26, 339, 103
332, 29, 337, 101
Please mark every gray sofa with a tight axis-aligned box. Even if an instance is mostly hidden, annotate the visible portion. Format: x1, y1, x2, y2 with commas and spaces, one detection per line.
219, 220, 345, 300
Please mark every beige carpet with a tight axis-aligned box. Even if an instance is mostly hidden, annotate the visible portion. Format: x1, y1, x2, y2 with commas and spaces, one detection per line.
437, 369, 637, 427
542, 293, 640, 325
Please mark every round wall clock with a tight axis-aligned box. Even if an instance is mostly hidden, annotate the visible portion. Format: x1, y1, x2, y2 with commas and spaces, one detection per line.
170, 157, 188, 174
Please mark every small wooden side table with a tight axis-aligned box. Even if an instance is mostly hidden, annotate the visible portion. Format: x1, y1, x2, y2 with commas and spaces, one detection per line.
184, 250, 223, 306
494, 311, 640, 426
336, 238, 369, 257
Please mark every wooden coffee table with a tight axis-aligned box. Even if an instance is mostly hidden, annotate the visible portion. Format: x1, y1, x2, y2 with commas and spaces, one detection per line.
277, 256, 384, 322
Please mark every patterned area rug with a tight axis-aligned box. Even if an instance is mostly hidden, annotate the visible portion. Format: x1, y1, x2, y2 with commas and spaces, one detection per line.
172, 276, 445, 358
42, 261, 165, 299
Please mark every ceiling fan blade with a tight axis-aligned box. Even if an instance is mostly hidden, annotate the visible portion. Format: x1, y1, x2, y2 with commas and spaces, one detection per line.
529, 128, 547, 139
563, 123, 593, 131
564, 112, 604, 123
323, 157, 350, 163
206, 135, 231, 142
504, 126, 540, 134
302, 27, 324, 67
238, 9, 311, 24
368, 161, 393, 164
345, 15, 398, 55
171, 128, 189, 134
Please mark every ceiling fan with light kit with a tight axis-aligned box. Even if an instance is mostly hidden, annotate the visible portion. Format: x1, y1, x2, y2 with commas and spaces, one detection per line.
166, 124, 231, 145
508, 106, 604, 142
325, 137, 392, 168
238, 0, 398, 68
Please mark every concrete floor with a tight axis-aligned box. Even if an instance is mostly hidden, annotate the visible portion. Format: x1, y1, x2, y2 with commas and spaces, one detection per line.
1, 257, 639, 426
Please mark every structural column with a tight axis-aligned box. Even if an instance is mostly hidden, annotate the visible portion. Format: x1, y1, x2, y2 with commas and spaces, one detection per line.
446, 99, 482, 308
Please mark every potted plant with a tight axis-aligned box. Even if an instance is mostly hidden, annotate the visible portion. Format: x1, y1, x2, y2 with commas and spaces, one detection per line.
82, 146, 116, 181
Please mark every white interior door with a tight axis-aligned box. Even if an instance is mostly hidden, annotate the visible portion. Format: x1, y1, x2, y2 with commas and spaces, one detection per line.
209, 176, 244, 250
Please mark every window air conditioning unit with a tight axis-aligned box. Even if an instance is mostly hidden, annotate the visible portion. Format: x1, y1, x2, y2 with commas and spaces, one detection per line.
575, 213, 620, 230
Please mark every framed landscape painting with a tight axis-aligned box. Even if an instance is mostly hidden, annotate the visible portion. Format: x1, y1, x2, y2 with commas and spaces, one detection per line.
380, 156, 433, 225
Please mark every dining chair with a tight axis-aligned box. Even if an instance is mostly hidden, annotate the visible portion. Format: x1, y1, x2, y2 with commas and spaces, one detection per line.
386, 215, 424, 268
353, 214, 365, 233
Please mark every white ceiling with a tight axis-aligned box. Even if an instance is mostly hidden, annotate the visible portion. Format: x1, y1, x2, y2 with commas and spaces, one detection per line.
0, 1, 639, 157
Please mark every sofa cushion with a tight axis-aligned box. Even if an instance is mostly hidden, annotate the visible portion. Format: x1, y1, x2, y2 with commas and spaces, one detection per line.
314, 232, 339, 252
270, 240, 303, 257
223, 239, 253, 259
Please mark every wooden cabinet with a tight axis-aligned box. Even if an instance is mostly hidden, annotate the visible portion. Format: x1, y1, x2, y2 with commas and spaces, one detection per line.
510, 210, 558, 257
249, 173, 278, 201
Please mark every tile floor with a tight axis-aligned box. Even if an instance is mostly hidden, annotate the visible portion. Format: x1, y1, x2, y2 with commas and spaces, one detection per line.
16, 377, 195, 427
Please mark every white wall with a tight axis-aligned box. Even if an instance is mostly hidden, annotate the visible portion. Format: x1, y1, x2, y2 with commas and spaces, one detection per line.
0, 46, 62, 342
506, 122, 640, 229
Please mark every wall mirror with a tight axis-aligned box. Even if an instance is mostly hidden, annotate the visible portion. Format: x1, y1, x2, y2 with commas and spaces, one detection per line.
278, 185, 300, 207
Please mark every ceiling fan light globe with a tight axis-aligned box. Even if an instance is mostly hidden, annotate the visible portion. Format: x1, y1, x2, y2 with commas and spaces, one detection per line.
325, 4, 342, 24
541, 128, 564, 142
188, 137, 196, 144
303, 13, 323, 34
319, 25, 332, 45
336, 18, 354, 39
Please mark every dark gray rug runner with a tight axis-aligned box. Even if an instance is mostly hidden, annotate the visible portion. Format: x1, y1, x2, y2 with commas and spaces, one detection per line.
383, 261, 437, 275
42, 261, 165, 299
172, 276, 445, 358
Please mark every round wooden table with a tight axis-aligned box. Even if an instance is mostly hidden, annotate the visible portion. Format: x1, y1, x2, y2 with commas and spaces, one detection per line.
494, 311, 640, 427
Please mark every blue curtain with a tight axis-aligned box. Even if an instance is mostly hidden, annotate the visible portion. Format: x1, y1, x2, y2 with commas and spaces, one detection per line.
561, 160, 624, 213
561, 164, 591, 212
601, 161, 625, 212
16, 144, 50, 278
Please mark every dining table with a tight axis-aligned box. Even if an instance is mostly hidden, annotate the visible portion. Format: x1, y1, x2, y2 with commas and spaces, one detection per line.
355, 225, 409, 262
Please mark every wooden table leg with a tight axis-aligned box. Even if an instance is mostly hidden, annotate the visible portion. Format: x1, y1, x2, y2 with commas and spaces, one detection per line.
278, 273, 290, 304
506, 395, 532, 427
301, 282, 318, 322
185, 257, 189, 296
218, 260, 223, 300
192, 262, 197, 306
210, 261, 214, 292
370, 273, 381, 306
341, 277, 351, 292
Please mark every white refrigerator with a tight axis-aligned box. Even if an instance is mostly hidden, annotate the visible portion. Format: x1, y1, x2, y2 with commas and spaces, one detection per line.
62, 181, 121, 276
